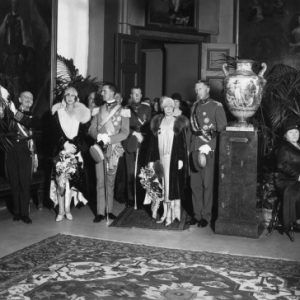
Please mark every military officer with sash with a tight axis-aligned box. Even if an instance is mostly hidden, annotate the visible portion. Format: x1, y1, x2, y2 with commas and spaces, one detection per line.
0, 87, 38, 224
89, 83, 130, 223
186, 81, 227, 228
122, 86, 151, 208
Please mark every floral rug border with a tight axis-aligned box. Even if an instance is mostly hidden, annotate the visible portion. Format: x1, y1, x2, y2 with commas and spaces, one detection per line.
0, 233, 299, 291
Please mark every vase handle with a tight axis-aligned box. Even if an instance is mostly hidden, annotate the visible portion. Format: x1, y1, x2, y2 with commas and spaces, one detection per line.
258, 62, 267, 77
222, 63, 229, 77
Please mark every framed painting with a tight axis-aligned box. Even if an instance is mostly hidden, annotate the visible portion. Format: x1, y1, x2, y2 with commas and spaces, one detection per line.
146, 0, 197, 31
0, 0, 57, 117
206, 48, 230, 71
201, 43, 236, 79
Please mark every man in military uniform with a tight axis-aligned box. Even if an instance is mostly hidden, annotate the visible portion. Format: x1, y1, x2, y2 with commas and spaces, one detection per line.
186, 81, 227, 228
89, 83, 130, 223
122, 86, 151, 208
0, 87, 38, 224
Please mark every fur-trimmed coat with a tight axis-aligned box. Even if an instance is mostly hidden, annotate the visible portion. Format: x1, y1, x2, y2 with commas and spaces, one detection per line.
147, 114, 189, 200
51, 102, 91, 156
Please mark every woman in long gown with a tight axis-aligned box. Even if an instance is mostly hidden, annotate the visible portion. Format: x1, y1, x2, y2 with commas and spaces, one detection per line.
275, 119, 300, 233
50, 87, 91, 222
147, 97, 189, 226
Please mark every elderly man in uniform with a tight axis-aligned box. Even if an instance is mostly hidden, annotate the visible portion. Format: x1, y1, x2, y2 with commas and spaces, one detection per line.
89, 83, 130, 223
122, 86, 151, 208
186, 81, 227, 228
0, 88, 38, 224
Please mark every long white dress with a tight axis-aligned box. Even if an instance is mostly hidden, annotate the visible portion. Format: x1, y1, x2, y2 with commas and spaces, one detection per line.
158, 117, 181, 222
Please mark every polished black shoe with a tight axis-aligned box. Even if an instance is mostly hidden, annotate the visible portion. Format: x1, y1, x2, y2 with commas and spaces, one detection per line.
185, 218, 198, 226
13, 215, 21, 221
198, 219, 208, 228
93, 214, 105, 223
21, 216, 32, 224
107, 213, 117, 220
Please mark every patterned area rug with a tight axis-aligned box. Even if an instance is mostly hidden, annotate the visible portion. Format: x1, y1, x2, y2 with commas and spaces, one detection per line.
109, 207, 190, 230
0, 234, 300, 300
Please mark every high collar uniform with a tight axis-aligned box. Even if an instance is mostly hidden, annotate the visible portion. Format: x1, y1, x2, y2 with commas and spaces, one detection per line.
186, 97, 227, 223
89, 103, 130, 215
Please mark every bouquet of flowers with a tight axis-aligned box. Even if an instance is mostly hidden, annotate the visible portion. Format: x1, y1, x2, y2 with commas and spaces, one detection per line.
55, 151, 78, 189
139, 163, 163, 204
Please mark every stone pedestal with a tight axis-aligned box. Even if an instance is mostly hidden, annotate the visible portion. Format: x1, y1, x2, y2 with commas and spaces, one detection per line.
215, 130, 264, 238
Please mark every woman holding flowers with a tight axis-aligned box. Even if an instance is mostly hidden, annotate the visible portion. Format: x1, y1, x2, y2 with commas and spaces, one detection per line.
146, 97, 189, 226
50, 87, 91, 221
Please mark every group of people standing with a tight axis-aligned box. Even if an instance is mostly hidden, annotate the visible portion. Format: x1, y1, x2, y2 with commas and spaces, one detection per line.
0, 80, 228, 229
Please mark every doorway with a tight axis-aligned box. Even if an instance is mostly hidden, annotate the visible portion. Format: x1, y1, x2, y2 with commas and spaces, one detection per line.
115, 31, 207, 102
141, 39, 200, 103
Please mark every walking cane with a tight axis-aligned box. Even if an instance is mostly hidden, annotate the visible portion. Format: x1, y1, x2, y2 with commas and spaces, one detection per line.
103, 159, 109, 225
134, 147, 139, 210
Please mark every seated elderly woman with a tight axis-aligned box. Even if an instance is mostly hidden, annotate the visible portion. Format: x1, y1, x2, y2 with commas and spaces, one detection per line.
275, 119, 300, 234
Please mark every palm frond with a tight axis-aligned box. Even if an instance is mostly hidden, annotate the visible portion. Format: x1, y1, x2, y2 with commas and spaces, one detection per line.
57, 55, 79, 82
262, 64, 300, 135
55, 54, 103, 104
218, 54, 239, 71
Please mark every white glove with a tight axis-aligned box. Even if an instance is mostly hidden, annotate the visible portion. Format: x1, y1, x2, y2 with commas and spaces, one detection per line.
0, 86, 10, 104
64, 141, 77, 153
97, 133, 110, 144
198, 144, 211, 155
9, 101, 17, 115
178, 160, 183, 170
132, 131, 144, 143
91, 107, 99, 117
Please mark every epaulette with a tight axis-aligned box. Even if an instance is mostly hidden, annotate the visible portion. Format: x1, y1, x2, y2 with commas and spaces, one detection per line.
121, 108, 131, 117
141, 102, 150, 106
213, 100, 223, 107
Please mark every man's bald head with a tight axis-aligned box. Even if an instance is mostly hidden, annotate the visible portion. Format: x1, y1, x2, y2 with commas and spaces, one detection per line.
19, 91, 33, 111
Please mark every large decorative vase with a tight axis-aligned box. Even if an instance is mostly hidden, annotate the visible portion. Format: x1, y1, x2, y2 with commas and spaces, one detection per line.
222, 60, 267, 128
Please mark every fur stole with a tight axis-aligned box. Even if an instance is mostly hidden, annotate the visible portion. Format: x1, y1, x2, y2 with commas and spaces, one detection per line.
150, 114, 189, 136
51, 102, 91, 124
